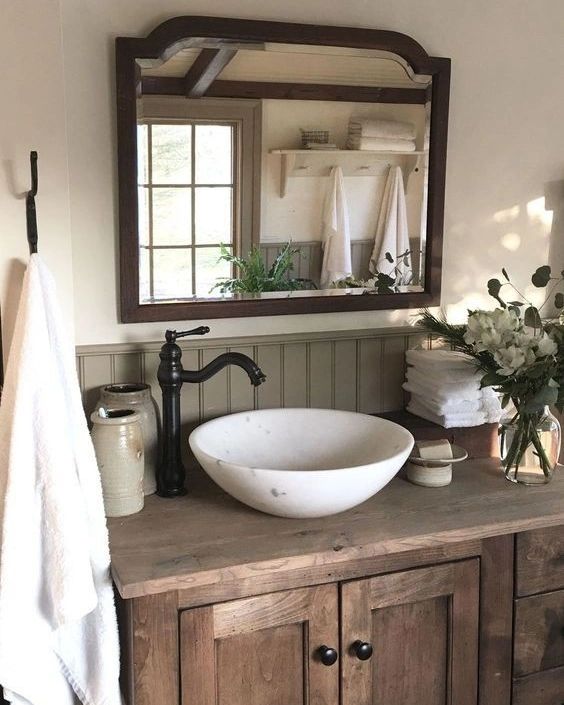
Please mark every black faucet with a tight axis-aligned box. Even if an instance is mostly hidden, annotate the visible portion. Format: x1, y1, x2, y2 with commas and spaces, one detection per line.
156, 326, 266, 497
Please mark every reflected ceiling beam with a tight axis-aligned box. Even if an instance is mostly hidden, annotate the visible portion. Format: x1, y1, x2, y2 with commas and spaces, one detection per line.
143, 77, 428, 105
184, 48, 238, 97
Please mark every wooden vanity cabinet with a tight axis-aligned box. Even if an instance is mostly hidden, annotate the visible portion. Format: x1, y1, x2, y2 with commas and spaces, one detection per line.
179, 584, 339, 705
111, 464, 564, 705
176, 559, 481, 705
512, 526, 564, 705
340, 560, 479, 705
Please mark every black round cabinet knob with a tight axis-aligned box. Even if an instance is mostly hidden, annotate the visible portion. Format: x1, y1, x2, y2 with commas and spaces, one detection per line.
318, 645, 338, 666
352, 640, 374, 661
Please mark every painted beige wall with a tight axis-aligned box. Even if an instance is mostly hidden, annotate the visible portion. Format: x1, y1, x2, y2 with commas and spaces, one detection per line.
2, 1, 564, 353
0, 0, 74, 364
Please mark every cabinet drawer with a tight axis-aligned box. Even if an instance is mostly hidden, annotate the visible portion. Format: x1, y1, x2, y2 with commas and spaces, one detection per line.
513, 666, 564, 705
514, 590, 564, 677
516, 526, 564, 597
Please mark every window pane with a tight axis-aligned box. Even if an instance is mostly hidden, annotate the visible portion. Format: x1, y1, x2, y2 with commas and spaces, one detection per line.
195, 124, 233, 184
152, 188, 191, 245
152, 124, 191, 184
153, 249, 192, 299
195, 247, 232, 298
138, 187, 149, 246
195, 187, 232, 244
139, 247, 150, 303
137, 125, 148, 184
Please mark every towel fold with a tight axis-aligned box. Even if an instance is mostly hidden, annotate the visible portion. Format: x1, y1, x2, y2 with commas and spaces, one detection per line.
406, 349, 479, 375
0, 255, 122, 705
412, 393, 502, 417
349, 119, 416, 140
406, 367, 483, 395
347, 136, 416, 152
320, 166, 352, 288
403, 379, 484, 404
407, 398, 501, 428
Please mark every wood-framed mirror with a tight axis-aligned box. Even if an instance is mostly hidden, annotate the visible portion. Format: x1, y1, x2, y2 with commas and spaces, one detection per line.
116, 16, 450, 322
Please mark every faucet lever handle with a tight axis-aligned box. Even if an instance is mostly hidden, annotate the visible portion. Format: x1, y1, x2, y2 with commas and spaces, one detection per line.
165, 326, 210, 343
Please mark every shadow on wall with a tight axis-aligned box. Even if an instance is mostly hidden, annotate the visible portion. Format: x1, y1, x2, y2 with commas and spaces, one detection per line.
546, 180, 564, 287
0, 259, 26, 371
545, 179, 564, 464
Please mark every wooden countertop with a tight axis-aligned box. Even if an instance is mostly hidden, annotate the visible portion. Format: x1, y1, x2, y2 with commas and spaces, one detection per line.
108, 459, 564, 599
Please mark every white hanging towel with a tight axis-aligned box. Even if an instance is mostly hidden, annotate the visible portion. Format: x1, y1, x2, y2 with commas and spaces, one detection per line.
320, 166, 352, 288
0, 255, 122, 705
369, 165, 412, 281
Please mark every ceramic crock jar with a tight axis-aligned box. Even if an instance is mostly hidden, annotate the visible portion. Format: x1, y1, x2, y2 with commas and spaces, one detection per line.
96, 383, 159, 495
90, 408, 144, 517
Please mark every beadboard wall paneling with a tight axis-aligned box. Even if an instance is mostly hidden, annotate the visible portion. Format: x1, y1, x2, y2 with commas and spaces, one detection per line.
260, 239, 421, 287
77, 328, 431, 452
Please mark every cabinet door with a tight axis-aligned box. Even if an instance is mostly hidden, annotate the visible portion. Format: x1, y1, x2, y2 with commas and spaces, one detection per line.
341, 560, 479, 705
180, 584, 339, 705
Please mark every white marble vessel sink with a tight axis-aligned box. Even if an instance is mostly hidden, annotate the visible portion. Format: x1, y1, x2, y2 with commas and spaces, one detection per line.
189, 408, 414, 518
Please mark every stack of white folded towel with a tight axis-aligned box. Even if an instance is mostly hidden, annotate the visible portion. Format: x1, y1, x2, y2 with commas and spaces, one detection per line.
347, 118, 416, 152
403, 349, 502, 428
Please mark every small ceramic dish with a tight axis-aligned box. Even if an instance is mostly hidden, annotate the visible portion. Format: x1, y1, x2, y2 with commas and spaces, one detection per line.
406, 444, 468, 487
408, 444, 468, 467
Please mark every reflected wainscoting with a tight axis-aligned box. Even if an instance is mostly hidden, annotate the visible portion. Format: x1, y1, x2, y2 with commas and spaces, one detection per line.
260, 239, 422, 288
76, 327, 431, 460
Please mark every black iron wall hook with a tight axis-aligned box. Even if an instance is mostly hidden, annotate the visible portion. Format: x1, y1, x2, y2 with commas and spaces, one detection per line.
26, 151, 38, 254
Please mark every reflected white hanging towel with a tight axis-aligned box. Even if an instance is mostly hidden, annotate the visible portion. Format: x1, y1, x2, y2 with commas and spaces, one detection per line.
0, 255, 122, 705
369, 165, 412, 281
320, 166, 352, 288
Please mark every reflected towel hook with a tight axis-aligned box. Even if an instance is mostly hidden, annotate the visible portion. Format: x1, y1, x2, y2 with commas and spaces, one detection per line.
26, 151, 38, 255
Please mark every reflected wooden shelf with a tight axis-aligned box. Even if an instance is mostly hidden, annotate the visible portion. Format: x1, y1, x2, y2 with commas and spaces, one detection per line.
269, 148, 428, 197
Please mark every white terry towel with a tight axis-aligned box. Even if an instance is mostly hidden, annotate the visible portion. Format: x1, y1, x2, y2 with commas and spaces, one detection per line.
406, 349, 479, 375
349, 119, 416, 140
413, 392, 502, 418
403, 367, 485, 403
320, 166, 352, 288
0, 255, 122, 705
369, 166, 412, 280
407, 398, 502, 428
347, 136, 416, 152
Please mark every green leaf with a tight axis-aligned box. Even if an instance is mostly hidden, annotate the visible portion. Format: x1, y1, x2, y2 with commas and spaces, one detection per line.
480, 370, 506, 388
487, 278, 506, 308
531, 265, 551, 287
555, 292, 564, 309
508, 301, 524, 306
524, 306, 542, 328
522, 385, 559, 413
385, 252, 394, 263
501, 267, 510, 281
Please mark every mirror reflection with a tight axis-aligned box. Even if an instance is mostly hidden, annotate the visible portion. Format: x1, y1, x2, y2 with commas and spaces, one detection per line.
136, 43, 431, 303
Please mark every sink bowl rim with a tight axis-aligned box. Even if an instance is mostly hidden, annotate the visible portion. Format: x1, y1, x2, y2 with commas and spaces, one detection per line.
189, 407, 414, 474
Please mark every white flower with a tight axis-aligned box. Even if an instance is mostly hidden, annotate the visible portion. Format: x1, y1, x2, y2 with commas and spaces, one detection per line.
464, 308, 521, 351
536, 335, 558, 358
493, 345, 527, 376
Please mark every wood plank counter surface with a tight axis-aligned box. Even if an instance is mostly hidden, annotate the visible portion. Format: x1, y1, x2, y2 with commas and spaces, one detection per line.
108, 459, 564, 600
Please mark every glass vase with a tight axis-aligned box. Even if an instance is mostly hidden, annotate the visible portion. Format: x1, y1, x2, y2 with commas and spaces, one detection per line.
499, 406, 561, 485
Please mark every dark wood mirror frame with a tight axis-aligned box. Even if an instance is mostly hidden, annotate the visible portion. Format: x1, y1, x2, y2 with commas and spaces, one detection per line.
116, 16, 450, 323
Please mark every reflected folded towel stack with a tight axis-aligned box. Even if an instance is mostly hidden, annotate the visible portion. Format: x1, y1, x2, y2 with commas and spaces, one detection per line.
403, 349, 502, 428
347, 119, 416, 152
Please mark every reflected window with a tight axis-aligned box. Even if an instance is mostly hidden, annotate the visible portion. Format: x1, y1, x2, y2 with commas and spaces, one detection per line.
137, 121, 237, 302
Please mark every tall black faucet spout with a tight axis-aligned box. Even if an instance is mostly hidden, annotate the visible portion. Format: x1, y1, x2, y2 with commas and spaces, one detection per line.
157, 332, 266, 497
182, 352, 266, 387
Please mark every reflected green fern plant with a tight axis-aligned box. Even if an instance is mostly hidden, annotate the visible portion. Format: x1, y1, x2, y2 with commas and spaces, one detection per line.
211, 242, 316, 294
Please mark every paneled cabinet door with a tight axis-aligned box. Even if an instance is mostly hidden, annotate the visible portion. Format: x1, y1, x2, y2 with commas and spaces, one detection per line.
341, 560, 480, 705
180, 584, 339, 705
